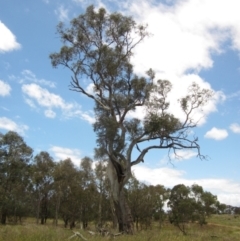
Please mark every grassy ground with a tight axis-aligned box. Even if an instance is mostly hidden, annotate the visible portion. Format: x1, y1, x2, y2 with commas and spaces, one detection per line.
0, 215, 239, 241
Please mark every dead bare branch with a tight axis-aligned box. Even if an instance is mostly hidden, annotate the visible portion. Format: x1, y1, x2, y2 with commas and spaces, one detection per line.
68, 231, 88, 241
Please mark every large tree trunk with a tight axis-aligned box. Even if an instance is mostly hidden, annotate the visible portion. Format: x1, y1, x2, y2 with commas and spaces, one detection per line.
113, 189, 133, 233
107, 162, 133, 233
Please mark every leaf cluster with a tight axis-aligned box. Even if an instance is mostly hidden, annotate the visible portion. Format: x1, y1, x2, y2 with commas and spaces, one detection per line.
50, 6, 214, 184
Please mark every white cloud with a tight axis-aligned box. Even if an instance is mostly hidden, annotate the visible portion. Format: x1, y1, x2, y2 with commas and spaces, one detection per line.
170, 149, 197, 161
227, 90, 240, 100
22, 83, 95, 122
128, 0, 240, 72
229, 123, 240, 134
204, 127, 228, 140
24, 98, 37, 109
0, 80, 11, 96
44, 109, 56, 118
128, 74, 226, 126
132, 165, 185, 187
79, 112, 95, 124
55, 5, 69, 22
54, 0, 238, 127
0, 117, 28, 135
20, 70, 56, 88
106, 0, 240, 125
0, 21, 21, 52
85, 83, 95, 96
132, 164, 240, 206
22, 83, 72, 110
49, 146, 82, 166
73, 0, 108, 10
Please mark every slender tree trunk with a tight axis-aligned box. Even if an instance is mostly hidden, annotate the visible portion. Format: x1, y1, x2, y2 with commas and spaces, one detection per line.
36, 197, 40, 224
54, 194, 61, 226
98, 185, 103, 227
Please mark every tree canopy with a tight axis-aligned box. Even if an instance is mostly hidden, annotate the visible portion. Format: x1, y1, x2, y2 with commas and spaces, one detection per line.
50, 5, 212, 176
0, 131, 236, 231
50, 5, 213, 232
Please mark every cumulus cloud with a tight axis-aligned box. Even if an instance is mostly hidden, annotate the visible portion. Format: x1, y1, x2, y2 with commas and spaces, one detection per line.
73, 0, 108, 10
204, 127, 228, 140
128, 0, 240, 73
55, 5, 69, 22
22, 83, 95, 122
51, 0, 238, 127
44, 109, 56, 118
170, 149, 197, 161
49, 146, 82, 166
20, 70, 56, 88
22, 83, 72, 109
110, 0, 240, 125
0, 117, 28, 135
229, 123, 240, 134
132, 164, 240, 206
0, 80, 11, 96
0, 21, 21, 52
128, 74, 225, 126
76, 0, 231, 126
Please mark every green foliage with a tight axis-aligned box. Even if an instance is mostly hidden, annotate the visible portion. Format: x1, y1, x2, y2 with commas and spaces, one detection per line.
1, 130, 237, 237
0, 131, 33, 224
168, 184, 220, 235
31, 151, 55, 224
50, 7, 214, 232
127, 176, 169, 230
50, 5, 213, 182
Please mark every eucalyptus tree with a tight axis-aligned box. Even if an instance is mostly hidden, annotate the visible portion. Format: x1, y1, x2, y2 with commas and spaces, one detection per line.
201, 191, 218, 216
168, 184, 194, 235
80, 157, 97, 229
50, 5, 213, 233
94, 160, 109, 227
52, 158, 81, 227
31, 151, 55, 224
149, 184, 169, 228
0, 131, 33, 224
127, 176, 147, 230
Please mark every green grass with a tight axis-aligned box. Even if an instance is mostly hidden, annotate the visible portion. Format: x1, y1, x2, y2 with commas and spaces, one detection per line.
0, 215, 240, 241
208, 214, 240, 228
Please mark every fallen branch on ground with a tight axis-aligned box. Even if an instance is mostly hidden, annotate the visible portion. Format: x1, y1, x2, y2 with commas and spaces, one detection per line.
68, 231, 87, 240
87, 231, 95, 236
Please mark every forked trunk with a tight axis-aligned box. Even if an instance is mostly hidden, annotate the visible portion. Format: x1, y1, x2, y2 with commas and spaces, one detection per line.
107, 161, 133, 233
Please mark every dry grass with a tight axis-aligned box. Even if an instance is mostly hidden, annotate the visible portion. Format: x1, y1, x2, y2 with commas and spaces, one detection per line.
0, 215, 239, 241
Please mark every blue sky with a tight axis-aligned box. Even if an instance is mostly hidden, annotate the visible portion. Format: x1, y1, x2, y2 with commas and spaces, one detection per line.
0, 0, 240, 206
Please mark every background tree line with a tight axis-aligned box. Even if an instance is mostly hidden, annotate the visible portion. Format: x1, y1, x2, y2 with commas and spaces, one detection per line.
0, 131, 239, 232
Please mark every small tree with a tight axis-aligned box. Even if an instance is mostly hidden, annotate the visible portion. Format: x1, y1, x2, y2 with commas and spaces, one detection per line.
50, 5, 213, 233
0, 131, 33, 224
168, 184, 195, 235
31, 151, 55, 224
168, 184, 218, 234
52, 158, 82, 227
94, 160, 109, 227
